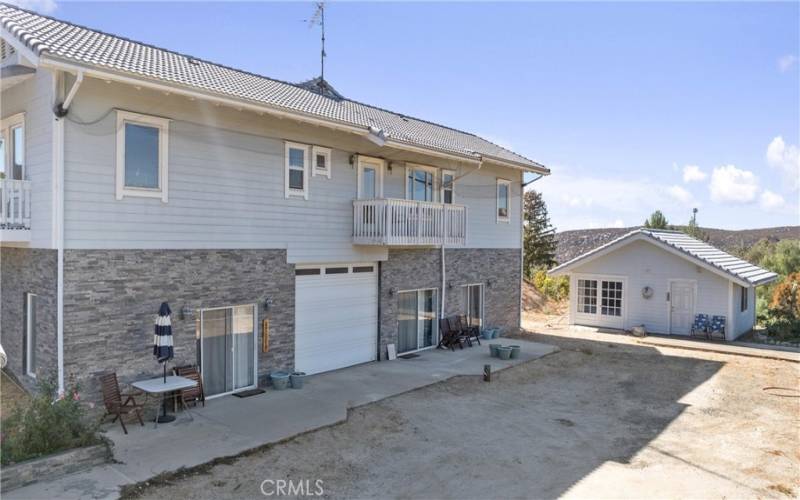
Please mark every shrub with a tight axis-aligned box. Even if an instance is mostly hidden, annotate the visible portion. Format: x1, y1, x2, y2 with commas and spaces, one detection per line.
765, 319, 800, 341
532, 269, 569, 302
1, 378, 100, 465
768, 272, 800, 321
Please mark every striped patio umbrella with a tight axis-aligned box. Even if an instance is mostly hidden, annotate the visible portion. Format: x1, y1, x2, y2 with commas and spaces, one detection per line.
153, 302, 174, 382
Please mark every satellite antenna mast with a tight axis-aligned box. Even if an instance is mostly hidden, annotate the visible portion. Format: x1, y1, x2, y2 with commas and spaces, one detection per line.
309, 2, 326, 89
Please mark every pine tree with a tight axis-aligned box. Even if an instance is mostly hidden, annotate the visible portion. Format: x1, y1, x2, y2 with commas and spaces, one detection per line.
644, 210, 669, 229
523, 190, 557, 274
684, 208, 710, 241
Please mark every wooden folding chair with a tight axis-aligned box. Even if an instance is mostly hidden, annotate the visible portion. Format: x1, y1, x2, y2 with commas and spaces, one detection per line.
174, 365, 205, 408
99, 372, 144, 435
438, 318, 461, 350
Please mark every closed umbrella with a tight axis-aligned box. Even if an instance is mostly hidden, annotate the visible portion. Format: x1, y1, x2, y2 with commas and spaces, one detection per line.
153, 302, 174, 382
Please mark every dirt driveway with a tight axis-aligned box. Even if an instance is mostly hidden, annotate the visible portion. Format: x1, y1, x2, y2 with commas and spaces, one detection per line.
125, 326, 800, 499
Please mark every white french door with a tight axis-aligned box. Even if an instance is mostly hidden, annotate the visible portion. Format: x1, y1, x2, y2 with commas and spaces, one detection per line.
197, 304, 257, 398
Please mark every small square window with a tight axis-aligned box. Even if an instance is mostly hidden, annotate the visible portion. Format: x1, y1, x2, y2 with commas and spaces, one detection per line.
312, 146, 331, 179
116, 110, 169, 202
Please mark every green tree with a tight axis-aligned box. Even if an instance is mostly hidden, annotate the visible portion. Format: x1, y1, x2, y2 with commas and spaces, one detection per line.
760, 240, 800, 277
644, 210, 669, 229
683, 208, 710, 241
523, 190, 557, 274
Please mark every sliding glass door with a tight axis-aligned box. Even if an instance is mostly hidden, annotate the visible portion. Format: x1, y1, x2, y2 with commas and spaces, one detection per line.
463, 284, 483, 329
197, 305, 256, 397
397, 289, 438, 354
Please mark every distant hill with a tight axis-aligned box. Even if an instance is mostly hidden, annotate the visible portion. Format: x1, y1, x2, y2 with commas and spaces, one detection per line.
554, 226, 799, 264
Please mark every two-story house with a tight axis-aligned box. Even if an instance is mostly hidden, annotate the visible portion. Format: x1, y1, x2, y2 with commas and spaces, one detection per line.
0, 4, 549, 400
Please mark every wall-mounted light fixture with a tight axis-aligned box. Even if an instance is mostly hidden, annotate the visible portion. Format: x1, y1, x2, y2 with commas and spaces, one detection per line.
447, 282, 454, 289
180, 306, 194, 321
264, 297, 274, 312
486, 278, 495, 288
389, 287, 398, 296
349, 154, 356, 167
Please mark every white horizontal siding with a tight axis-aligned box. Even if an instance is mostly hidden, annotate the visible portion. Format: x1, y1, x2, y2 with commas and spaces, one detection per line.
731, 285, 755, 338
568, 239, 731, 335
1, 69, 53, 248
62, 78, 522, 261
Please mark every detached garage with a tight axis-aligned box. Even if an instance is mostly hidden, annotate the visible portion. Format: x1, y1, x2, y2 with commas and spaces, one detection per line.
549, 229, 778, 340
294, 263, 378, 374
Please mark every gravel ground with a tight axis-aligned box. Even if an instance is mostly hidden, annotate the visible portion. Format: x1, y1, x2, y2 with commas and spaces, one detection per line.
124, 324, 800, 500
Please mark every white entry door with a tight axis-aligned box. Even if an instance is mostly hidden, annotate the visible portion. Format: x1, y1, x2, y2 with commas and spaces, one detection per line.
295, 264, 378, 374
670, 281, 695, 335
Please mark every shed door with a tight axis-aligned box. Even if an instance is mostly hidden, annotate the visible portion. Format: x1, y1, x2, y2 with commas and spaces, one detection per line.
670, 282, 695, 335
295, 264, 378, 374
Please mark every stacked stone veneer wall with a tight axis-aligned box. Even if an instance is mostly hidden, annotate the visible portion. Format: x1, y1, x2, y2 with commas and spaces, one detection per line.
379, 248, 521, 359
0, 247, 58, 386
63, 249, 295, 402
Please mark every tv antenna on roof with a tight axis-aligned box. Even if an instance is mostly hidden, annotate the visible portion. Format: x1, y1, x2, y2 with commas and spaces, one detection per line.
308, 2, 327, 87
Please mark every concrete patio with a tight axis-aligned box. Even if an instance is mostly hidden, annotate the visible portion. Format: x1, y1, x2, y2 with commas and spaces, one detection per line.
6, 338, 557, 500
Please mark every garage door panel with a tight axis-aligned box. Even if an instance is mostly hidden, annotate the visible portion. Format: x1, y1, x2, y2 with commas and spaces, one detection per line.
294, 265, 378, 375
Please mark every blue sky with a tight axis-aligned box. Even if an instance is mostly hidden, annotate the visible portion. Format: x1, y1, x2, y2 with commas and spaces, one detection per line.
16, 0, 800, 230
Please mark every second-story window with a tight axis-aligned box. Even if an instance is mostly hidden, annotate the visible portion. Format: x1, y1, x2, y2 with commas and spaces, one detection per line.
441, 170, 455, 204
115, 110, 169, 202
312, 146, 331, 179
285, 142, 309, 199
406, 165, 436, 202
497, 178, 510, 222
0, 113, 25, 180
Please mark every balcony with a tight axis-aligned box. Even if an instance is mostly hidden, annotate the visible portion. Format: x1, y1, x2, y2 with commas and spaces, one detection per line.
353, 198, 467, 247
0, 179, 31, 243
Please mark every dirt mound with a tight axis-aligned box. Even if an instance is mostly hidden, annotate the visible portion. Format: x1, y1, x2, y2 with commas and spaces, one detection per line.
523, 280, 566, 316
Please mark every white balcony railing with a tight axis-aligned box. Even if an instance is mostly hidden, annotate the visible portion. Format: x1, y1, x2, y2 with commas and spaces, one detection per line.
353, 198, 467, 246
0, 179, 32, 230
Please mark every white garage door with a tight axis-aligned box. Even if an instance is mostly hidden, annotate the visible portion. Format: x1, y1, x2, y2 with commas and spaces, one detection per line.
295, 263, 378, 375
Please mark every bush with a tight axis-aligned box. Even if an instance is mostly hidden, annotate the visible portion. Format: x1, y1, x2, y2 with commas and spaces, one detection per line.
768, 272, 800, 321
765, 319, 800, 341
1, 378, 100, 465
532, 269, 569, 302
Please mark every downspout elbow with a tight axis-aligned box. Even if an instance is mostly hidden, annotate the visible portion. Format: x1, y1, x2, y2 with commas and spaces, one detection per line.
53, 71, 84, 117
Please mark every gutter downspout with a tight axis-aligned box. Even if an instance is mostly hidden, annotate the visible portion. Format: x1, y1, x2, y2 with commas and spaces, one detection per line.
53, 70, 84, 395
520, 173, 545, 329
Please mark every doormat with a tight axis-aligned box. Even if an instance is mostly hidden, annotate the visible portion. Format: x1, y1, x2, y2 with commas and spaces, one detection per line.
399, 353, 420, 359
233, 388, 266, 398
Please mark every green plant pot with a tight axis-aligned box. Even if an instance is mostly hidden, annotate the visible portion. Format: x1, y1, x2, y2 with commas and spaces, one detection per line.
509, 345, 521, 359
290, 372, 306, 389
489, 344, 501, 357
497, 346, 512, 360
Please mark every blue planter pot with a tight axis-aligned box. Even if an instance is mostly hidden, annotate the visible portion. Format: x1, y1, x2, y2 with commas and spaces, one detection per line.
482, 329, 494, 340
290, 372, 306, 389
489, 343, 501, 357
509, 345, 521, 359
270, 371, 290, 390
497, 346, 512, 360
491, 329, 500, 339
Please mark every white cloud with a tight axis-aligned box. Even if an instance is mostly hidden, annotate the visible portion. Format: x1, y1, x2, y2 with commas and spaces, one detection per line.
667, 185, 694, 205
5, 0, 57, 13
611, 218, 625, 228
709, 165, 759, 204
759, 190, 786, 211
682, 164, 707, 183
766, 136, 800, 190
778, 54, 798, 73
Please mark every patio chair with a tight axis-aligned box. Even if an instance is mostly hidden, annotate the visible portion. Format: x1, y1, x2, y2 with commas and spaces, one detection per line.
452, 315, 481, 346
173, 365, 205, 408
708, 316, 726, 340
438, 318, 462, 351
99, 372, 144, 435
690, 314, 709, 339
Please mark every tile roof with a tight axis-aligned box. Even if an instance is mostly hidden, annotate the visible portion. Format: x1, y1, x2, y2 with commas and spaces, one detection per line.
550, 229, 779, 286
0, 4, 547, 172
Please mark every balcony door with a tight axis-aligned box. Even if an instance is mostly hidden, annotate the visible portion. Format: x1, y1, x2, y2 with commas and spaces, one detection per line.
357, 156, 384, 199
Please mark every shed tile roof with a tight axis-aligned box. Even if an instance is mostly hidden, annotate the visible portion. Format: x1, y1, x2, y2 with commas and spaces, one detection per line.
0, 3, 547, 172
550, 229, 779, 286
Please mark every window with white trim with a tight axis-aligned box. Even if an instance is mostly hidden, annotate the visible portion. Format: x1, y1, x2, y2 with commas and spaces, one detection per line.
0, 113, 25, 180
577, 279, 597, 314
25, 292, 38, 377
497, 178, 510, 222
285, 142, 309, 199
740, 286, 748, 312
116, 110, 169, 202
601, 280, 623, 317
312, 146, 331, 178
442, 170, 455, 204
406, 165, 436, 202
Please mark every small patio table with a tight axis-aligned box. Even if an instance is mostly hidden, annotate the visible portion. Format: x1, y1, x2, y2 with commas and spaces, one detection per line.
132, 375, 198, 428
